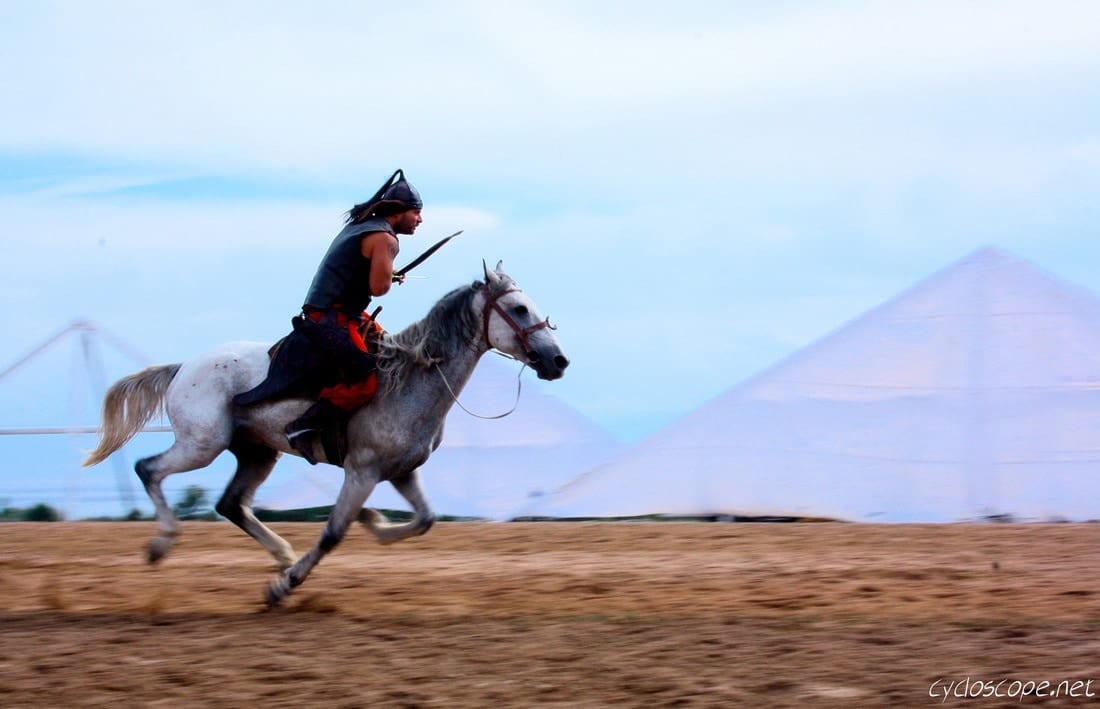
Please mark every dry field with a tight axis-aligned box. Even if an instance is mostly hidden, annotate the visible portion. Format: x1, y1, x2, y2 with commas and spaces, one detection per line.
0, 521, 1097, 707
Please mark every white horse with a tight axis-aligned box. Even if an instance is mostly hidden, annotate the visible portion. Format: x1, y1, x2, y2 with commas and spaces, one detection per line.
84, 262, 569, 606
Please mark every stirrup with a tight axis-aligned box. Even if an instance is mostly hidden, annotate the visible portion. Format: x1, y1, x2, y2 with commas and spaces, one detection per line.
286, 428, 319, 465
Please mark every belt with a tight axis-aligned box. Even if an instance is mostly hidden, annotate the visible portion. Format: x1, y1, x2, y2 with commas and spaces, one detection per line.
302, 306, 362, 327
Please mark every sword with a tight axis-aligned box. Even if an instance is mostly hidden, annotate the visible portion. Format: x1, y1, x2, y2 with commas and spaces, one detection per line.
394, 230, 463, 279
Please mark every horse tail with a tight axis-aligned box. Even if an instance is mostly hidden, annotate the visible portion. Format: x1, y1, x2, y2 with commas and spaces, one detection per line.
83, 364, 182, 467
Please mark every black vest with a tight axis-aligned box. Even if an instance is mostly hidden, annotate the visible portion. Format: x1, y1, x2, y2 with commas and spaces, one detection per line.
303, 217, 395, 315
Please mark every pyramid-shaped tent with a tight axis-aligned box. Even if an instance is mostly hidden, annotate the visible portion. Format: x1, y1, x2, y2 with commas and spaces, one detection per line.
258, 355, 622, 519
524, 247, 1100, 522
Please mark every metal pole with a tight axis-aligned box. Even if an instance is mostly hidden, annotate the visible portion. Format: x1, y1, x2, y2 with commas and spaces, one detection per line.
81, 326, 138, 514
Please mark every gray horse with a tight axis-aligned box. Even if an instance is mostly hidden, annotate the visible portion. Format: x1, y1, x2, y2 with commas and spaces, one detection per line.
84, 262, 569, 606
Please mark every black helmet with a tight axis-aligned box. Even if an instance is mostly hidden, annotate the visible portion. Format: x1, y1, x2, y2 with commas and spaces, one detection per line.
347, 169, 422, 223
379, 174, 422, 209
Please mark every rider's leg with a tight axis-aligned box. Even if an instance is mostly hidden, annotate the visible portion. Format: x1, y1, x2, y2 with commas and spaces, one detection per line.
285, 398, 346, 465
285, 316, 376, 465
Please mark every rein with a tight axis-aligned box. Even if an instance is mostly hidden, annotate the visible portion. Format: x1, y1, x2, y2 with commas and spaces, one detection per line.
480, 283, 553, 357
433, 282, 552, 420
434, 354, 526, 420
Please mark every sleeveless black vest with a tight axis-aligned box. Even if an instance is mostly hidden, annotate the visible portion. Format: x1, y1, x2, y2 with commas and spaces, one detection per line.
303, 217, 395, 315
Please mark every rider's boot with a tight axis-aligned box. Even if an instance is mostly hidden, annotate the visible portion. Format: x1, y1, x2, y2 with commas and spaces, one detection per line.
285, 399, 344, 465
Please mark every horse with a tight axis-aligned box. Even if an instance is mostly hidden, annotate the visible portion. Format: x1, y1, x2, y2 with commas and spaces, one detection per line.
83, 261, 569, 606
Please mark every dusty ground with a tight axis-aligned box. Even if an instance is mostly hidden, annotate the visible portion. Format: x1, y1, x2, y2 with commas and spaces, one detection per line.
0, 521, 1097, 707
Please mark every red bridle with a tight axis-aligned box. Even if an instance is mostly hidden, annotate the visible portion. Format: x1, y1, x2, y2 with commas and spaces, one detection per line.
481, 283, 553, 355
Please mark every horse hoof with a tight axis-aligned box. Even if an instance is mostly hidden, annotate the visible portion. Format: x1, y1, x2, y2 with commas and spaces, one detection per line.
265, 582, 286, 608
146, 537, 173, 565
265, 571, 296, 608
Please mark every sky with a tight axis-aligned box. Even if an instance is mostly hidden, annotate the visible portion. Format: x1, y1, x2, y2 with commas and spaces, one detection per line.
1, 1, 1100, 516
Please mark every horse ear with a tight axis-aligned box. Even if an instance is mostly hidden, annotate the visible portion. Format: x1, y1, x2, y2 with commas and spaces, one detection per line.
494, 260, 505, 276
483, 259, 499, 286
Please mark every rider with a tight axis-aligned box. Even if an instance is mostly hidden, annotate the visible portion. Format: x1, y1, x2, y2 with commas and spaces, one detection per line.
235, 169, 423, 464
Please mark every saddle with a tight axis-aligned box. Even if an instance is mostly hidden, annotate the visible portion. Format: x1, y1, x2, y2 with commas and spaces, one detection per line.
232, 314, 384, 466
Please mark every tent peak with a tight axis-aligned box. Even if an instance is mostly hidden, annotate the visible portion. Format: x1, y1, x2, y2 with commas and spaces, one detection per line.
524, 246, 1100, 522
960, 244, 1021, 264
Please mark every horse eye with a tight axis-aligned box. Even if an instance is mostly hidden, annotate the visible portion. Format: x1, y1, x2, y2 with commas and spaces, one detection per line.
513, 305, 529, 316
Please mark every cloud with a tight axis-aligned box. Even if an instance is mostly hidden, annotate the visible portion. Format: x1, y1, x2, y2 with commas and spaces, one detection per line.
0, 190, 498, 250
4, 0, 1099, 182
2, 0, 1100, 443
477, 1, 1100, 103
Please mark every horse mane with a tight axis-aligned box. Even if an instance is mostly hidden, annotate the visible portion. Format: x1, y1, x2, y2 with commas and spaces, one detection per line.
374, 281, 483, 395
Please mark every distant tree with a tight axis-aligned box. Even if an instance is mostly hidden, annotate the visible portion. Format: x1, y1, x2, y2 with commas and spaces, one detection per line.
172, 485, 215, 520
24, 503, 63, 522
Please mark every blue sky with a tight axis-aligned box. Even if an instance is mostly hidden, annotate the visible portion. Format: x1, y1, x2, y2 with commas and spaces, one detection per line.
2, 1, 1100, 515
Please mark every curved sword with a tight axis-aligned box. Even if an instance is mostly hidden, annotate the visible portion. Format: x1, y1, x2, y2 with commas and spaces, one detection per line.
394, 230, 463, 278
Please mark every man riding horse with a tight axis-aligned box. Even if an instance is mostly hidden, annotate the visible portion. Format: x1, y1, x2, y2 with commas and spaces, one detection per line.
234, 169, 423, 463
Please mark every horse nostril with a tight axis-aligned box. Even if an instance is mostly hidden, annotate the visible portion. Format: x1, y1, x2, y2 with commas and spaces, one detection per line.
554, 355, 570, 370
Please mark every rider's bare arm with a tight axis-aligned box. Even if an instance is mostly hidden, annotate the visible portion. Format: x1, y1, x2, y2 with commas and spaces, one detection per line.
362, 232, 400, 296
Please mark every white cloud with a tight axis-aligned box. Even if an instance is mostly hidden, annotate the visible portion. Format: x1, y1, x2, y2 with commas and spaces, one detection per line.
2, 0, 1100, 443
0, 192, 498, 251
476, 1, 1100, 103
4, 0, 1099, 179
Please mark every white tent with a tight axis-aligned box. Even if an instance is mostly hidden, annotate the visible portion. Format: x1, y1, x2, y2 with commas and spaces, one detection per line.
524, 247, 1100, 522
257, 355, 622, 519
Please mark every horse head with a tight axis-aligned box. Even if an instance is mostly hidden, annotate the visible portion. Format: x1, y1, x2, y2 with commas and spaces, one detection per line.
480, 260, 570, 381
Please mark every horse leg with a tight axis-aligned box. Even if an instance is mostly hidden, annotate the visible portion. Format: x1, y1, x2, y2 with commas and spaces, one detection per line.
359, 468, 435, 545
266, 467, 378, 607
136, 438, 224, 564
215, 431, 296, 571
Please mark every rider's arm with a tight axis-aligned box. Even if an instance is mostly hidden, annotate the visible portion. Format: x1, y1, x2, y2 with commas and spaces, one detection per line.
362, 232, 400, 296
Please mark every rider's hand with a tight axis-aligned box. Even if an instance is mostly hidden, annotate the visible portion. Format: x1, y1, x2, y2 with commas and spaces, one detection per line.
392, 273, 406, 285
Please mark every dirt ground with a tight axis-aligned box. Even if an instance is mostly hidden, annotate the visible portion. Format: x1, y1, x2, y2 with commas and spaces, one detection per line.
0, 521, 1097, 707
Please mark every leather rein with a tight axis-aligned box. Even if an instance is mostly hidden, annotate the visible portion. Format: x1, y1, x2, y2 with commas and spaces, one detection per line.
431, 283, 554, 421
480, 283, 554, 356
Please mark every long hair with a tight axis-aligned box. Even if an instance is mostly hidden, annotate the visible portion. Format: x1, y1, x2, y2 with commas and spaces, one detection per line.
345, 169, 418, 224
374, 283, 482, 395
346, 200, 407, 224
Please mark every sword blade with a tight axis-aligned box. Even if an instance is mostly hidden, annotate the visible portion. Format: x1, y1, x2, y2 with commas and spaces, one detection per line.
395, 230, 463, 277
